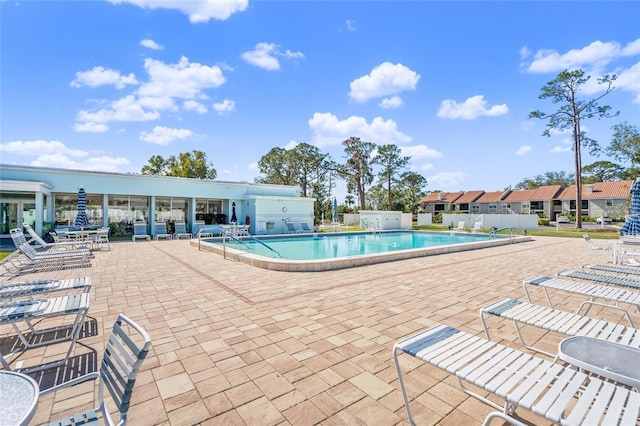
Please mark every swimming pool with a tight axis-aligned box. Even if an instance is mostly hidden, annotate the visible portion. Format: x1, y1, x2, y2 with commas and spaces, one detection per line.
193, 230, 531, 271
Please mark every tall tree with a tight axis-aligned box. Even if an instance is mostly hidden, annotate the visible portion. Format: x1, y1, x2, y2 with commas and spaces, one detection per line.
514, 171, 574, 189
141, 150, 216, 179
398, 171, 428, 214
255, 147, 297, 186
373, 144, 410, 210
529, 69, 617, 228
339, 136, 376, 210
581, 161, 626, 183
607, 122, 640, 165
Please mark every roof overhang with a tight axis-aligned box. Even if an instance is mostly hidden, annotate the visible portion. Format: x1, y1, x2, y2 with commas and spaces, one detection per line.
0, 180, 53, 195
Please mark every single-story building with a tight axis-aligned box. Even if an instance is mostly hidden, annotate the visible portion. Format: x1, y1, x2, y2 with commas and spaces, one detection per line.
419, 180, 634, 220
0, 164, 315, 248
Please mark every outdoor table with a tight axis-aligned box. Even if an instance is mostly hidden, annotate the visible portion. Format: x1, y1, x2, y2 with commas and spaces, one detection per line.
66, 229, 98, 242
558, 336, 640, 389
0, 371, 39, 426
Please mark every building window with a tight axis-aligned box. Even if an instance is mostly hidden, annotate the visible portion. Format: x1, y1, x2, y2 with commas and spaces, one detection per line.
55, 192, 103, 226
606, 199, 613, 207
107, 195, 149, 224
471, 204, 480, 212
489, 203, 497, 211
155, 197, 188, 222
196, 199, 223, 224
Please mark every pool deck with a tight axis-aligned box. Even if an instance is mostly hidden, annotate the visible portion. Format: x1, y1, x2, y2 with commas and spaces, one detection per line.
6, 235, 634, 425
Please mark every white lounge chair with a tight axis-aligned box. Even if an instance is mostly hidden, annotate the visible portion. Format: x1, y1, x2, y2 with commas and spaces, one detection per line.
0, 293, 91, 372
1, 277, 92, 300
41, 314, 152, 426
132, 222, 150, 241
454, 221, 466, 232
154, 221, 172, 240
556, 269, 640, 290
480, 297, 640, 357
471, 221, 483, 233
394, 324, 640, 426
173, 221, 192, 239
23, 223, 89, 252
523, 275, 640, 326
582, 263, 640, 277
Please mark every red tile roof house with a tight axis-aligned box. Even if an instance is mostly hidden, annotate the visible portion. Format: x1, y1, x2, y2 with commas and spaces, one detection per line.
419, 180, 634, 221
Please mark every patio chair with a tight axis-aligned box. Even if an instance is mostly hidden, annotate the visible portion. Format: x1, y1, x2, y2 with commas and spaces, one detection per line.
454, 221, 466, 232
193, 220, 206, 235
583, 234, 613, 260
11, 228, 90, 257
23, 223, 89, 252
154, 222, 172, 240
471, 221, 483, 233
300, 222, 313, 233
284, 221, 300, 234
173, 221, 192, 239
1, 277, 92, 300
132, 222, 150, 242
523, 275, 640, 326
235, 224, 249, 236
393, 324, 640, 426
480, 297, 640, 357
89, 226, 111, 250
582, 263, 640, 278
41, 314, 152, 426
556, 269, 640, 290
0, 293, 91, 372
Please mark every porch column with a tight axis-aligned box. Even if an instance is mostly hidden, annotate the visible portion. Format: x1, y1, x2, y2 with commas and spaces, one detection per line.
35, 192, 44, 235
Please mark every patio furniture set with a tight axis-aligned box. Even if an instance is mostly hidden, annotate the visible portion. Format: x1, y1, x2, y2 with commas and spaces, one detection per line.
1, 223, 152, 426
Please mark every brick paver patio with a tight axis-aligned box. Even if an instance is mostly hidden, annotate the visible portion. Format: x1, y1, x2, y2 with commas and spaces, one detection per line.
4, 235, 634, 425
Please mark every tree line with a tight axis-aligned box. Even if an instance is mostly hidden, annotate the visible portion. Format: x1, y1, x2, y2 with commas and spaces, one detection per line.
140, 68, 639, 227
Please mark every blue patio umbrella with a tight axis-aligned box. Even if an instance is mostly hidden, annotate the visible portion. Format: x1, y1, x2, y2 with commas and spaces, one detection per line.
231, 201, 237, 223
332, 198, 338, 222
75, 187, 90, 228
620, 178, 640, 235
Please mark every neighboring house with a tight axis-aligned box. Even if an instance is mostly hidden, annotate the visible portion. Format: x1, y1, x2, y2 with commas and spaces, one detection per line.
556, 180, 633, 219
419, 180, 635, 220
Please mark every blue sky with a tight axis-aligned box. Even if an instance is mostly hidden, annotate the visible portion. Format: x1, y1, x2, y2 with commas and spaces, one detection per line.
1, 0, 639, 202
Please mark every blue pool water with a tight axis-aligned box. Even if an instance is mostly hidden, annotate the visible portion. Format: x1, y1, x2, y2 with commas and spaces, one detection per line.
215, 231, 499, 260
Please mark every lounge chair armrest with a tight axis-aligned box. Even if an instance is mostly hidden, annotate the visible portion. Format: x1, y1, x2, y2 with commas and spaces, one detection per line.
40, 371, 100, 396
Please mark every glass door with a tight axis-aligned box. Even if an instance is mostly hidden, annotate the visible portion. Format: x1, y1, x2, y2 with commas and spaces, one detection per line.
1, 201, 36, 235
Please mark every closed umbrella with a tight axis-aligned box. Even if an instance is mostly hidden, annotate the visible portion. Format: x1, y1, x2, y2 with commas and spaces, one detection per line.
332, 198, 338, 222
620, 178, 640, 235
231, 201, 237, 223
75, 187, 90, 228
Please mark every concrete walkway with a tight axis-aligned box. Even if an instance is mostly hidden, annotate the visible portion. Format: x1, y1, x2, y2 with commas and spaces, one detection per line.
5, 235, 632, 425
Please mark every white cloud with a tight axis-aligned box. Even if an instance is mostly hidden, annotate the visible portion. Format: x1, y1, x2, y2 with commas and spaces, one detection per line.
516, 145, 532, 156
308, 112, 412, 148
183, 100, 208, 114
379, 96, 403, 109
428, 172, 468, 188
349, 62, 420, 103
525, 38, 640, 73
70, 66, 138, 89
31, 153, 130, 172
400, 144, 443, 160
551, 145, 572, 153
283, 140, 298, 150
140, 126, 194, 145
615, 61, 640, 103
0, 140, 87, 157
138, 56, 226, 99
241, 42, 305, 71
107, 0, 248, 23
77, 95, 161, 124
437, 95, 509, 120
73, 122, 109, 133
345, 19, 356, 32
213, 99, 236, 116
419, 163, 434, 171
140, 38, 163, 50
